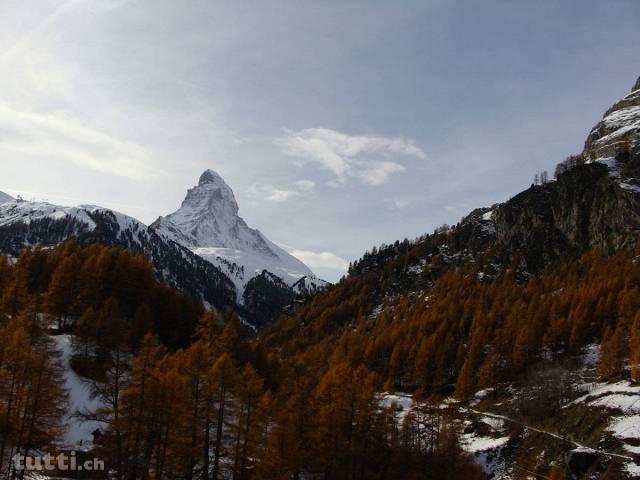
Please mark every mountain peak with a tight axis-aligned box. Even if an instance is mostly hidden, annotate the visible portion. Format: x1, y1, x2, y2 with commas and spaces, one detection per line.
185, 168, 239, 218
633, 76, 640, 93
199, 169, 225, 186
151, 170, 317, 298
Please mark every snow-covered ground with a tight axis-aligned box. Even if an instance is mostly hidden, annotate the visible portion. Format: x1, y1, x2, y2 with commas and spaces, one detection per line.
461, 434, 510, 453
609, 416, 640, 454
571, 380, 640, 410
52, 335, 104, 450
462, 433, 511, 479
379, 393, 414, 424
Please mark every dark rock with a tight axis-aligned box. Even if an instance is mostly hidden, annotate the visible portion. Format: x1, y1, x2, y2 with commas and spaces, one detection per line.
565, 448, 597, 477
464, 420, 494, 436
623, 437, 640, 447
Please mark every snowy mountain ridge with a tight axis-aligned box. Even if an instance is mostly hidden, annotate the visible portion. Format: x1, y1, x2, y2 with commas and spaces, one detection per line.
151, 169, 327, 300
0, 198, 239, 314
0, 200, 144, 246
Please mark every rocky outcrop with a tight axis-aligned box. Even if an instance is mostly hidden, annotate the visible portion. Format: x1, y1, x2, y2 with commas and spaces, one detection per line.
583, 77, 640, 167
564, 448, 597, 478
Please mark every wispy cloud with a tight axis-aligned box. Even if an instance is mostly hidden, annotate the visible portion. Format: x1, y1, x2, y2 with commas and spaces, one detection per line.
276, 127, 425, 186
281, 245, 350, 272
0, 0, 79, 66
0, 102, 156, 180
249, 179, 315, 202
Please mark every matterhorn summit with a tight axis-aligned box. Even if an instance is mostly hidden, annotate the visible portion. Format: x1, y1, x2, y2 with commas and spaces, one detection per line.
152, 170, 324, 302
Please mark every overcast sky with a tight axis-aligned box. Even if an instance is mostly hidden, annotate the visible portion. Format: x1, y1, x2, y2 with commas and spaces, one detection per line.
0, 0, 638, 281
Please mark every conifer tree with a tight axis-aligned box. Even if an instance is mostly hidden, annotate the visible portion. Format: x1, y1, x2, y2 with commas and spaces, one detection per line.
598, 324, 626, 378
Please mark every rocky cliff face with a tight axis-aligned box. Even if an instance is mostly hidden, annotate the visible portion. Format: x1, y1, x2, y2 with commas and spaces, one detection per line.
493, 161, 640, 272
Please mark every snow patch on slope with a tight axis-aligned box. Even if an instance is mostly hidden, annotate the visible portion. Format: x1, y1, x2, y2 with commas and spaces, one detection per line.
571, 380, 640, 407
598, 105, 640, 143
380, 393, 414, 424
52, 335, 103, 449
594, 157, 640, 194
462, 435, 510, 454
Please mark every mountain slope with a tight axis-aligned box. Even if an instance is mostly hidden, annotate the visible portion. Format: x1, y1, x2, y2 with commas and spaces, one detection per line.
0, 191, 13, 203
0, 200, 238, 312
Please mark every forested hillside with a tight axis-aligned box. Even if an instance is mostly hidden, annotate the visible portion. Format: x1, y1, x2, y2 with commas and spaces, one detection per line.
3, 241, 640, 479
259, 248, 640, 397
0, 243, 484, 479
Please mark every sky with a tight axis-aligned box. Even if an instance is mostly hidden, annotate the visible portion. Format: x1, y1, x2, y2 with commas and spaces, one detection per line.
0, 0, 638, 281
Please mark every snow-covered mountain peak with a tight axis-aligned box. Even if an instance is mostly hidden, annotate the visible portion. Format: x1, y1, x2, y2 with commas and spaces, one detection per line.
151, 170, 322, 299
156, 170, 260, 250
185, 169, 239, 229
199, 168, 225, 186
194, 169, 239, 217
